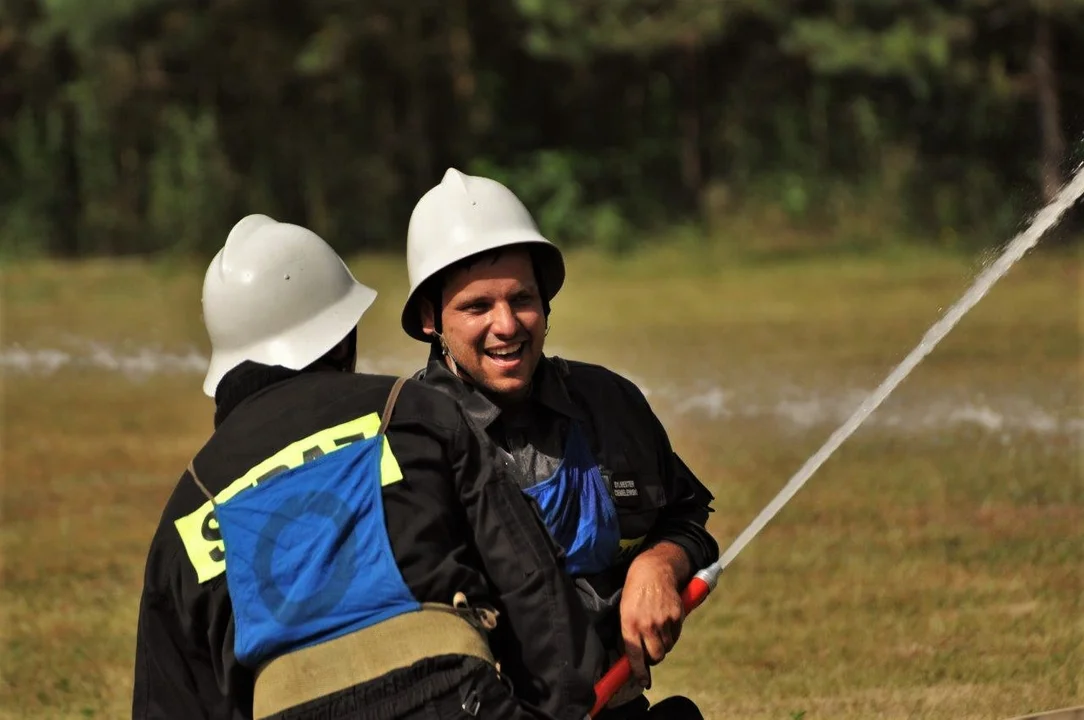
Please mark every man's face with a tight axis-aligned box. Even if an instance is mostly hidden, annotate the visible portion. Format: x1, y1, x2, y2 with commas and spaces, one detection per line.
430, 247, 546, 402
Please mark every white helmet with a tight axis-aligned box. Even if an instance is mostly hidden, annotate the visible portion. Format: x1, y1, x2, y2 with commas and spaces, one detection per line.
400, 168, 565, 341
200, 214, 377, 397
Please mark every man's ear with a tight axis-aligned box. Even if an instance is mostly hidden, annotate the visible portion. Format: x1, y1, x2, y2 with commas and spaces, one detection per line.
419, 297, 437, 338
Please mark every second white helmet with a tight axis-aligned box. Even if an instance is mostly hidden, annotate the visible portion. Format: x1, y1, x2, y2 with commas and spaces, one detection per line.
400, 168, 565, 341
201, 214, 377, 397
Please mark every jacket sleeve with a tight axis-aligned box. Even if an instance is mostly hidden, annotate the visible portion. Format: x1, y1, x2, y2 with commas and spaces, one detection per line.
644, 451, 720, 573
632, 387, 720, 574
451, 411, 606, 720
132, 585, 207, 720
132, 537, 252, 719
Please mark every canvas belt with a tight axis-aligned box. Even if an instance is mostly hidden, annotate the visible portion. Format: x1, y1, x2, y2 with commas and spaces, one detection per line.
252, 602, 496, 719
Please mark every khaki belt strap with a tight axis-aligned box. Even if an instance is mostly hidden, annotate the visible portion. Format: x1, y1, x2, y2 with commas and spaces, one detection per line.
379, 376, 408, 435
252, 604, 495, 719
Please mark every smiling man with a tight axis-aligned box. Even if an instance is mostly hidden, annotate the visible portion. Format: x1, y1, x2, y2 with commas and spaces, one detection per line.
400, 169, 720, 720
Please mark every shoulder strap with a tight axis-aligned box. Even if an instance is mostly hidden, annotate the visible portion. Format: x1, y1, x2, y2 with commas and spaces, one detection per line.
186, 460, 218, 506
378, 377, 409, 436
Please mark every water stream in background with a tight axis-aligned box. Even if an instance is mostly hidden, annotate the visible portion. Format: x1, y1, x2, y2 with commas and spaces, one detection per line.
3, 169, 1082, 443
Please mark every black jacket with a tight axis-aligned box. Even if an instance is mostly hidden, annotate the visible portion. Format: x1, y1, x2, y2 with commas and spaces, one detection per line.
132, 363, 604, 720
416, 352, 719, 651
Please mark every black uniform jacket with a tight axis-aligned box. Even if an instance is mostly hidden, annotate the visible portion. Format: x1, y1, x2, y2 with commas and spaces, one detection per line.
132, 362, 604, 720
416, 351, 719, 650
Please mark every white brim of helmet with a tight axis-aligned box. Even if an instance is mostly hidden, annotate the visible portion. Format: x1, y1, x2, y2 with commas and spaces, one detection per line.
202, 281, 377, 397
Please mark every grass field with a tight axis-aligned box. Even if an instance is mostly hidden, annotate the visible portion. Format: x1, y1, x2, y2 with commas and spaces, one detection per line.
1, 243, 1081, 719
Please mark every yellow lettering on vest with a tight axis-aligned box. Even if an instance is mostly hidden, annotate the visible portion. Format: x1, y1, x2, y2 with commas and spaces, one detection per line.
175, 413, 403, 583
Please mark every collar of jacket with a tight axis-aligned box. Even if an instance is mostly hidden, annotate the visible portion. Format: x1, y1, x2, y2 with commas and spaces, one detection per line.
419, 344, 586, 431
212, 361, 305, 428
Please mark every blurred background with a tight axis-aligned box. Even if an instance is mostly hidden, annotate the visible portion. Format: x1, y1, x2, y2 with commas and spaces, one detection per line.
1, 3, 1082, 719
2, 0, 1084, 258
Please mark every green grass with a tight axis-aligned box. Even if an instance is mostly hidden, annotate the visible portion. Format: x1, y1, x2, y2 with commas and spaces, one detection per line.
1, 243, 1081, 718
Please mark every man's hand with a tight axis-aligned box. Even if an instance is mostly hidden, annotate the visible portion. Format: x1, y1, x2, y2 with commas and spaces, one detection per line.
618, 542, 691, 687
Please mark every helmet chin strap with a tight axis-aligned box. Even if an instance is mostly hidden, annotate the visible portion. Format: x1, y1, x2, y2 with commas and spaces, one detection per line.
430, 330, 480, 388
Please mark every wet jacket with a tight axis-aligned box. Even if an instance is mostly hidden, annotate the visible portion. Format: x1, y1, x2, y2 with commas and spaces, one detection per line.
415, 351, 719, 652
132, 362, 604, 720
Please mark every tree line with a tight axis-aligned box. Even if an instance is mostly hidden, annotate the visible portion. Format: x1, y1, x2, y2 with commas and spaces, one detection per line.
2, 0, 1083, 258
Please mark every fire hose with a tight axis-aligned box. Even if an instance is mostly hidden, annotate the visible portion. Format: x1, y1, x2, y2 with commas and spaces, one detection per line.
588, 164, 1084, 717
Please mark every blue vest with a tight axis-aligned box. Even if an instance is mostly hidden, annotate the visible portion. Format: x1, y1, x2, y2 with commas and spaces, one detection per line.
212, 432, 419, 668
522, 422, 622, 577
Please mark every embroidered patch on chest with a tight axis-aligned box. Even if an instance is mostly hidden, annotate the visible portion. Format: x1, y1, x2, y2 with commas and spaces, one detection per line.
601, 466, 641, 507
612, 478, 639, 499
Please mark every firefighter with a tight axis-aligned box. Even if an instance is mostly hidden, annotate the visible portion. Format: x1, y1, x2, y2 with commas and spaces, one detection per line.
132, 214, 604, 720
400, 170, 719, 719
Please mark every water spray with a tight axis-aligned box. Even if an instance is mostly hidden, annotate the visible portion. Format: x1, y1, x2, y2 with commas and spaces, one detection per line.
590, 164, 1084, 717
